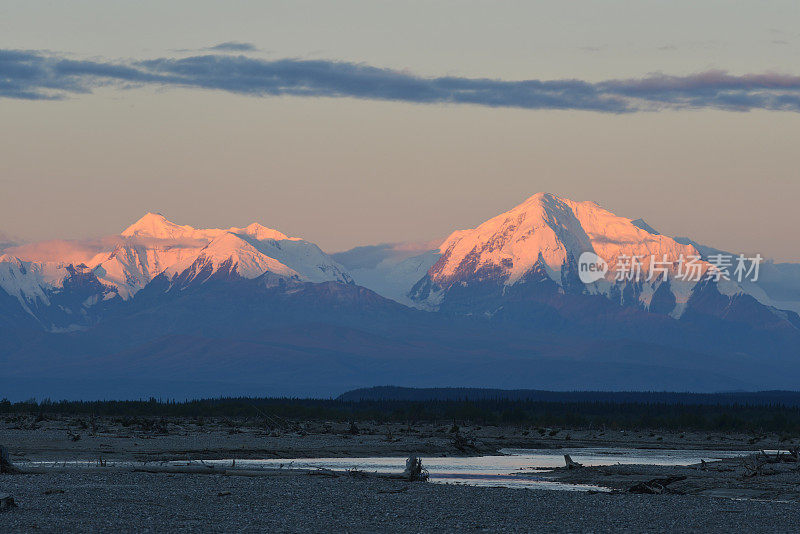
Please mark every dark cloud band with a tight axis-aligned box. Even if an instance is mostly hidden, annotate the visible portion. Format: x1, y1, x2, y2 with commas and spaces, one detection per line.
2, 49, 800, 112
207, 42, 258, 52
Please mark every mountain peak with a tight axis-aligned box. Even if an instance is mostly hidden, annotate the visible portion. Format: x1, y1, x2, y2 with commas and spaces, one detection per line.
520, 192, 564, 207
122, 213, 190, 239
205, 231, 253, 251
166, 231, 299, 284
122, 213, 299, 244
429, 192, 593, 286
121, 212, 229, 241
424, 192, 703, 294
230, 223, 294, 242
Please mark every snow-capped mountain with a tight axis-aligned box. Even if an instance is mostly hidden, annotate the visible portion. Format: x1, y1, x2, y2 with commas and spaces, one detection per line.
332, 193, 800, 323
121, 213, 351, 287
401, 192, 779, 319
165, 232, 301, 288
3, 199, 796, 331
0, 256, 114, 331
670, 235, 800, 315
3, 195, 800, 397
0, 213, 351, 330
0, 255, 71, 317
428, 193, 699, 285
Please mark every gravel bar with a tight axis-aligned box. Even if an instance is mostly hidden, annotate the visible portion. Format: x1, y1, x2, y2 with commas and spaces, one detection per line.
1, 470, 799, 533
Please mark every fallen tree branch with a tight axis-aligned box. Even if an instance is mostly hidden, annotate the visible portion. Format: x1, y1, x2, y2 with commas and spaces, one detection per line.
629, 476, 687, 494
0, 446, 21, 474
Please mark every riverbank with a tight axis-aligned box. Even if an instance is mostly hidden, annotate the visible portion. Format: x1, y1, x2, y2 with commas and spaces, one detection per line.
3, 414, 800, 532
2, 469, 800, 533
1, 414, 791, 462
547, 452, 800, 501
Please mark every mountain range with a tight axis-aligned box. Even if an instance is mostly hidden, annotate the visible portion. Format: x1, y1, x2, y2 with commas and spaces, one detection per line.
2, 193, 799, 400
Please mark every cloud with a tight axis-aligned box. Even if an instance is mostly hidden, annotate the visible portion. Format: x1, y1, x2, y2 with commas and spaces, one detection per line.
3, 48, 800, 113
332, 239, 444, 270
3, 235, 209, 265
599, 70, 800, 111
0, 231, 20, 254
4, 238, 116, 264
207, 42, 258, 52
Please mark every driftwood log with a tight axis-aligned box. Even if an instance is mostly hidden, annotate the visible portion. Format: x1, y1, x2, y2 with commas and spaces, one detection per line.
739, 450, 800, 477
0, 493, 16, 512
0, 446, 21, 474
564, 455, 583, 469
629, 476, 687, 494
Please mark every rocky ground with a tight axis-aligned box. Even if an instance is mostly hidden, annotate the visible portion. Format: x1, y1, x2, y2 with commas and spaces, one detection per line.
2, 414, 800, 532
548, 452, 800, 501
0, 413, 791, 462
2, 470, 800, 533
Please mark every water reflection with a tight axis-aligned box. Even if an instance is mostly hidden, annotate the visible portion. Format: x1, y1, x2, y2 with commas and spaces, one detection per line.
199, 447, 752, 491
23, 448, 754, 492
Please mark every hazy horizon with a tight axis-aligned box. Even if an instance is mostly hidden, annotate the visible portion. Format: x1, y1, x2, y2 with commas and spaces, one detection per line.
0, 190, 793, 263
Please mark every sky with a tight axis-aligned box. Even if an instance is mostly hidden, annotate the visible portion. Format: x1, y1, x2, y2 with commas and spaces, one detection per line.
1, 1, 799, 261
